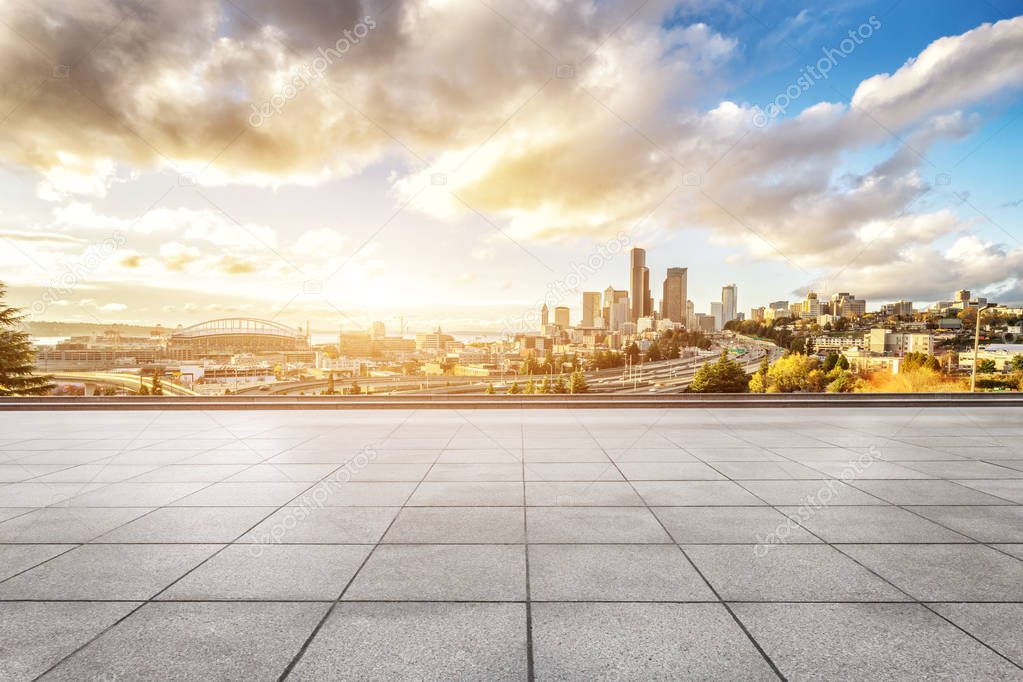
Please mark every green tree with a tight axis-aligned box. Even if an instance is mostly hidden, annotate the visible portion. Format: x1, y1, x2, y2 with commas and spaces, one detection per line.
689, 349, 749, 393
0, 284, 53, 396
837, 354, 850, 370
977, 359, 997, 373
569, 370, 589, 394
150, 370, 163, 396
538, 377, 553, 394
523, 380, 536, 395
349, 381, 362, 395
507, 382, 521, 395
645, 342, 663, 362
625, 342, 640, 364
1011, 355, 1023, 373
822, 352, 840, 372
324, 372, 336, 395
484, 383, 495, 394
552, 374, 567, 394
138, 375, 149, 395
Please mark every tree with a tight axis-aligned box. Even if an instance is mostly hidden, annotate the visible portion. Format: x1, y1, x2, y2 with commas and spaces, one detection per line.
569, 370, 589, 394
760, 353, 820, 393
138, 375, 149, 395
689, 349, 749, 393
837, 354, 850, 371
1012, 355, 1023, 373
349, 381, 362, 395
523, 380, 536, 395
150, 370, 163, 396
822, 352, 840, 372
625, 342, 640, 364
0, 284, 53, 396
324, 372, 336, 395
538, 377, 553, 394
552, 374, 567, 394
645, 342, 663, 362
977, 359, 997, 373
484, 383, 495, 394
507, 382, 520, 395
749, 356, 770, 393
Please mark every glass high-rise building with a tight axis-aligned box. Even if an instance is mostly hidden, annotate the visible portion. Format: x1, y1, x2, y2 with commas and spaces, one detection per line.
721, 284, 737, 325
662, 267, 687, 323
629, 247, 650, 323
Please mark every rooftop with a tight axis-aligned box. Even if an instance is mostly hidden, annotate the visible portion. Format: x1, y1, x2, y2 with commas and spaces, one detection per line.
1, 406, 1022, 680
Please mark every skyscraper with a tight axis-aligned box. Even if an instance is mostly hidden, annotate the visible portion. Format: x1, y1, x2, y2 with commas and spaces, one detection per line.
582, 291, 601, 327
629, 247, 650, 323
554, 306, 570, 329
721, 284, 737, 325
710, 301, 723, 331
661, 267, 687, 323
540, 304, 549, 329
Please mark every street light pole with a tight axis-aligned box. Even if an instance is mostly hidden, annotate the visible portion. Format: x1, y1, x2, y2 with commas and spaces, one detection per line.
970, 303, 993, 393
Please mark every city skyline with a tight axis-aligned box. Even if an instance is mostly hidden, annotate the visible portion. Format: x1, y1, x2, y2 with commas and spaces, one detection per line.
0, 2, 1021, 332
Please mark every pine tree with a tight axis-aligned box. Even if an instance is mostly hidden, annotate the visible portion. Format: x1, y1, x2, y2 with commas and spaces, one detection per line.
325, 372, 336, 395
484, 383, 495, 394
350, 381, 362, 395
524, 380, 536, 394
508, 382, 520, 395
150, 370, 163, 396
138, 375, 149, 395
539, 377, 553, 394
0, 284, 53, 396
553, 374, 567, 394
569, 370, 589, 394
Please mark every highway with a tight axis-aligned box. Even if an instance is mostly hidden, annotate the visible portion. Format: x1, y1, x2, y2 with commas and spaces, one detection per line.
217, 338, 784, 397
49, 372, 200, 396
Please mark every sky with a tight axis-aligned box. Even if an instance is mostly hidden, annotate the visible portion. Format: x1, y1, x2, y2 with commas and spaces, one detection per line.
1, 0, 1022, 334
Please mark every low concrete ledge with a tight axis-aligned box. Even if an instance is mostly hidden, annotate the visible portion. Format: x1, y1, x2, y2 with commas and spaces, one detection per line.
2, 393, 1023, 409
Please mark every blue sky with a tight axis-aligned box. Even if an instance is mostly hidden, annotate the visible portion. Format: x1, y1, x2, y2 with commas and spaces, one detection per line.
1, 0, 1021, 332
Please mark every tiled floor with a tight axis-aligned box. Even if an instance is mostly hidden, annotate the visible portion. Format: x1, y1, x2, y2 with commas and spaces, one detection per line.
1, 407, 1022, 680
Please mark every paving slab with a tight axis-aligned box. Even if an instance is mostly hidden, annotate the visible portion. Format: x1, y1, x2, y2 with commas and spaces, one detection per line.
683, 544, 909, 601
0, 544, 220, 600
528, 544, 714, 601
531, 603, 777, 680
732, 602, 1022, 681
0, 601, 140, 682
343, 544, 527, 601
289, 602, 527, 681
840, 544, 1023, 601
42, 602, 327, 681
159, 544, 371, 600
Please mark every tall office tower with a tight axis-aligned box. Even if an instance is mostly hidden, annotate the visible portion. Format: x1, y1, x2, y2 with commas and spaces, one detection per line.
582, 292, 601, 327
661, 267, 687, 323
554, 306, 570, 329
540, 304, 549, 328
955, 289, 971, 304
643, 268, 652, 317
721, 284, 737, 325
686, 300, 695, 328
603, 286, 628, 327
802, 292, 820, 319
710, 302, 724, 331
629, 248, 650, 322
609, 298, 630, 331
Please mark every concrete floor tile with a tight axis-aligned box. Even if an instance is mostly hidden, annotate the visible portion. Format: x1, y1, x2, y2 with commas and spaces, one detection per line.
289, 603, 527, 681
